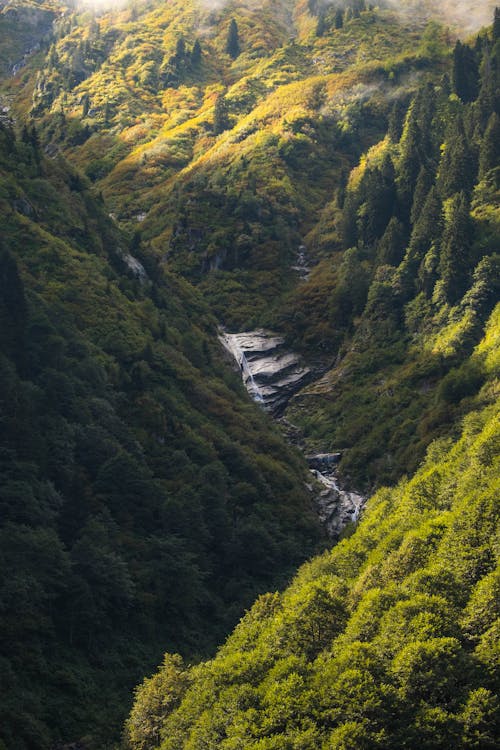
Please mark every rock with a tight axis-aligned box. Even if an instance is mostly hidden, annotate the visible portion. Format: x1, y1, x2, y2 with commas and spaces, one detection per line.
306, 453, 342, 470
310, 469, 365, 539
219, 329, 312, 413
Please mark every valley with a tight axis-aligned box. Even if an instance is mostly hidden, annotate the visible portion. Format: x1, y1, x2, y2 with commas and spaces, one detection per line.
0, 1, 498, 748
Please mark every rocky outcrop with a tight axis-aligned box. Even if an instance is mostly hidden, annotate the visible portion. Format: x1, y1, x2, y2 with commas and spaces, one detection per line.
309, 469, 365, 539
219, 329, 312, 413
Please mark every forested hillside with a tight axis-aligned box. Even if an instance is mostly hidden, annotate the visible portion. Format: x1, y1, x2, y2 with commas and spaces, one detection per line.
3, 0, 497, 487
0, 118, 320, 748
126, 369, 499, 750
0, 1, 498, 749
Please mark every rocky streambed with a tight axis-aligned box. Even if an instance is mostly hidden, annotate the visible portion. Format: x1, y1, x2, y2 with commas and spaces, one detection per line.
219, 329, 366, 538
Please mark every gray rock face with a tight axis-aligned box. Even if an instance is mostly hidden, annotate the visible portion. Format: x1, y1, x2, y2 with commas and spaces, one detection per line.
219, 329, 312, 413
310, 469, 366, 539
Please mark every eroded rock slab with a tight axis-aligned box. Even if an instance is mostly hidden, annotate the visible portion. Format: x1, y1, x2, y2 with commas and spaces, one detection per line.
219, 329, 312, 413
310, 469, 366, 539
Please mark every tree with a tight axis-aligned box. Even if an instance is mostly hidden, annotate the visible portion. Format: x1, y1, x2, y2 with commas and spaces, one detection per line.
398, 186, 443, 299
81, 93, 90, 117
316, 13, 326, 37
357, 155, 397, 247
376, 217, 406, 266
175, 37, 186, 61
452, 41, 479, 103
124, 654, 189, 750
226, 18, 240, 59
397, 85, 437, 223
335, 9, 344, 29
493, 7, 500, 42
479, 113, 500, 178
191, 39, 202, 66
439, 192, 473, 305
437, 115, 477, 199
0, 247, 27, 359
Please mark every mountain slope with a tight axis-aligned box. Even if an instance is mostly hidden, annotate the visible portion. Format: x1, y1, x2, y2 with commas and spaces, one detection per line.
0, 120, 321, 749
0, 2, 498, 748
125, 321, 499, 749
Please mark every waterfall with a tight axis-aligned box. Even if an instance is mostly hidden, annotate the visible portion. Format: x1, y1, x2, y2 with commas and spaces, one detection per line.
240, 351, 265, 403
219, 332, 264, 404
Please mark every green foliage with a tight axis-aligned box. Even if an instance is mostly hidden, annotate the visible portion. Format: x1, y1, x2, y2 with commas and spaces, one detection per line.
226, 19, 241, 60
131, 400, 500, 749
0, 124, 321, 748
0, 5, 498, 748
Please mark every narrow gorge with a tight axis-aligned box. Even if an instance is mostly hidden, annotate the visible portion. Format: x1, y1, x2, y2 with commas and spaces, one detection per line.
219, 329, 366, 538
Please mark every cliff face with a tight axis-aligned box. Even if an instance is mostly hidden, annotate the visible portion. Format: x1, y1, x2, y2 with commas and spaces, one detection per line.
0, 1, 58, 75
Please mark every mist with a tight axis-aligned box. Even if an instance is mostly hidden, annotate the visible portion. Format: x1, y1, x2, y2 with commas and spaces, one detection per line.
384, 0, 497, 34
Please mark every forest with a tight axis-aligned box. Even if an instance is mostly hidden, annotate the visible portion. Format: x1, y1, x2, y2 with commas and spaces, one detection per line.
0, 1, 498, 748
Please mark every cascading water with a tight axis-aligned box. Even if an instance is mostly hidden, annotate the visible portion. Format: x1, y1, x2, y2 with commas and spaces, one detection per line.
219, 332, 265, 404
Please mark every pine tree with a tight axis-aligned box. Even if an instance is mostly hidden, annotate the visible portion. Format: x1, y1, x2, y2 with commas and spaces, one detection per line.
439, 192, 473, 305
175, 37, 186, 60
0, 246, 27, 359
479, 112, 500, 177
411, 166, 435, 224
226, 19, 240, 60
438, 115, 477, 199
397, 85, 437, 224
81, 93, 90, 117
398, 186, 443, 299
316, 14, 326, 37
358, 156, 397, 247
191, 39, 202, 66
493, 7, 500, 42
452, 41, 479, 103
376, 217, 406, 266
335, 9, 344, 29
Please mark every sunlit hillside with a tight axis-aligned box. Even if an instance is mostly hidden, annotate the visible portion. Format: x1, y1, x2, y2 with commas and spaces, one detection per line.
0, 2, 498, 748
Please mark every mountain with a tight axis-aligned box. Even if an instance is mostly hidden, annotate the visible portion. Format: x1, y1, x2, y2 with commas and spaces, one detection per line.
126, 380, 499, 750
0, 1, 498, 748
0, 92, 321, 750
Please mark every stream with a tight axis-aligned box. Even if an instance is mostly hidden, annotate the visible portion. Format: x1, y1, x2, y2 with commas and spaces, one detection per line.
219, 329, 366, 538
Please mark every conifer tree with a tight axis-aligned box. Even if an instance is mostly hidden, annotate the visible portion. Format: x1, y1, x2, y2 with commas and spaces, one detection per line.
335, 9, 344, 29
398, 186, 443, 299
479, 112, 500, 177
397, 85, 437, 223
411, 166, 435, 224
376, 217, 406, 266
358, 155, 397, 246
439, 192, 473, 305
452, 41, 479, 103
81, 93, 90, 117
438, 115, 477, 199
0, 247, 26, 359
226, 19, 240, 59
191, 39, 202, 66
493, 7, 500, 42
316, 13, 326, 37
